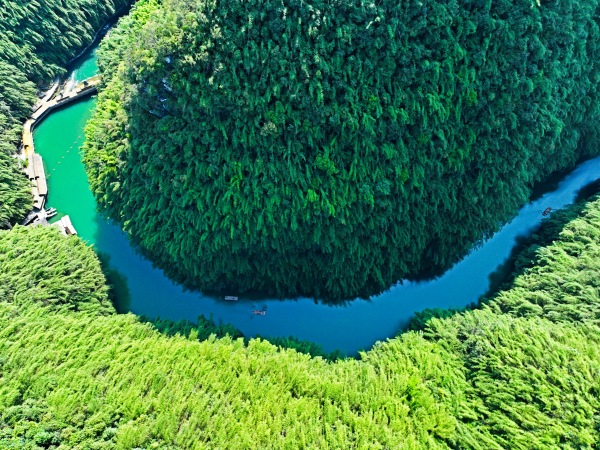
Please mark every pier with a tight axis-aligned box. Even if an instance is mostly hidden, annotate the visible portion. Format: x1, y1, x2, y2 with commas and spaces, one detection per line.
53, 215, 78, 236
20, 75, 99, 227
22, 75, 100, 158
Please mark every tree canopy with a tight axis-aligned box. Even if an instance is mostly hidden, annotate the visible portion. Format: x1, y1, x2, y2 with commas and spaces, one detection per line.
0, 0, 131, 228
2, 2, 600, 446
0, 0, 130, 82
85, 0, 600, 299
1, 194, 600, 448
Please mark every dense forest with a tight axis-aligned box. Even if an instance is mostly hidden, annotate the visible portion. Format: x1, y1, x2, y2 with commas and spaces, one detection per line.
0, 0, 131, 229
0, 62, 35, 228
1, 2, 600, 448
1, 194, 599, 448
84, 0, 600, 299
0, 0, 130, 81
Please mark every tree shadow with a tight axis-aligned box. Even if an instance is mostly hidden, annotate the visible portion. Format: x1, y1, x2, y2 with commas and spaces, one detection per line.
138, 313, 346, 361
482, 185, 600, 304
96, 250, 131, 313
401, 183, 600, 334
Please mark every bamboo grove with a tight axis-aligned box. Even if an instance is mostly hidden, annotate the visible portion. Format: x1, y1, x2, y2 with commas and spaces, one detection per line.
84, 0, 600, 299
1, 194, 599, 448
1, 2, 600, 447
0, 0, 131, 229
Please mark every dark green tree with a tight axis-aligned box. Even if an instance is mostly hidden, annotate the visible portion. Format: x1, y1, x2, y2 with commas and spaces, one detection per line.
85, 0, 600, 300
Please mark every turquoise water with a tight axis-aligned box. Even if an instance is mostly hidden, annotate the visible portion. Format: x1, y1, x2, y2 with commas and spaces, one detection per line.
34, 53, 600, 355
71, 48, 98, 82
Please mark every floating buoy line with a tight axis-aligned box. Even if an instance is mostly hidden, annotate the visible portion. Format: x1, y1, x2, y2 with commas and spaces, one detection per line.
46, 133, 83, 178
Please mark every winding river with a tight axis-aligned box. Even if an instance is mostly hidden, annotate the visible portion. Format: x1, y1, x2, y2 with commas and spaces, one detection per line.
34, 46, 600, 355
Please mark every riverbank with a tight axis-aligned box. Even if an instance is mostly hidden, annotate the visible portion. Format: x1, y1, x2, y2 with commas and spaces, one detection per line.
64, 3, 132, 70
35, 85, 600, 353
20, 76, 99, 222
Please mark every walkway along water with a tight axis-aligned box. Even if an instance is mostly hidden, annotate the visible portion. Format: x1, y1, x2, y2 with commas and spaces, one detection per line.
32, 46, 600, 355
20, 75, 100, 231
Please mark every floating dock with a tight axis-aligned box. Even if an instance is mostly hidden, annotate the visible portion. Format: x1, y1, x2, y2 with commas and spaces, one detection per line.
24, 153, 48, 210
53, 215, 78, 236
20, 75, 100, 228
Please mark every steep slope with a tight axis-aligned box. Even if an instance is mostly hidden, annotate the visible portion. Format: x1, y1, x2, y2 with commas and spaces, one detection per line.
0, 0, 131, 228
84, 0, 600, 299
1, 197, 599, 448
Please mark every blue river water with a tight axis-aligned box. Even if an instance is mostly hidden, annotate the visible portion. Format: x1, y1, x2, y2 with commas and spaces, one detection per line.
34, 47, 600, 355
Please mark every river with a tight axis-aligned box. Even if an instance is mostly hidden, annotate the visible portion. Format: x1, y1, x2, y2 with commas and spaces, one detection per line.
33, 47, 600, 355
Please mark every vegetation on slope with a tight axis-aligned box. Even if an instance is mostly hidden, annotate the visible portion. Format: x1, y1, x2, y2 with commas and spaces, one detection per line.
0, 0, 130, 82
1, 195, 599, 448
0, 0, 132, 228
84, 0, 600, 299
148, 316, 345, 360
0, 226, 112, 314
0, 151, 31, 228
0, 62, 36, 228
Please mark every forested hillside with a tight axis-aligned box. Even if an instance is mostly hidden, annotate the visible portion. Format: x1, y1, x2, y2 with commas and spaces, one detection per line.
1, 195, 599, 448
0, 0, 130, 81
0, 0, 130, 229
0, 63, 35, 228
1, 2, 600, 448
84, 0, 600, 299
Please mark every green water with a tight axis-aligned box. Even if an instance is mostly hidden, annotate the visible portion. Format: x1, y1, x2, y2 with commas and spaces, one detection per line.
71, 47, 98, 82
33, 51, 600, 355
38, 99, 97, 235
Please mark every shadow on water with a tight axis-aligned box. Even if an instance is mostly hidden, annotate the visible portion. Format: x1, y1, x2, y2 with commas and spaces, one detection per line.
575, 179, 600, 203
65, 3, 133, 73
393, 179, 600, 336
529, 166, 573, 203
483, 183, 600, 303
97, 250, 132, 313
138, 313, 346, 361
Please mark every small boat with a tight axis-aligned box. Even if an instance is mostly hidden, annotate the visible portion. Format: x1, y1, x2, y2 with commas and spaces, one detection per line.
542, 207, 552, 216
45, 207, 57, 218
252, 310, 266, 316
224, 296, 238, 301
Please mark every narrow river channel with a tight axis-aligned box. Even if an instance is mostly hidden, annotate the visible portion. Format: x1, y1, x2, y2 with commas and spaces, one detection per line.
34, 45, 600, 355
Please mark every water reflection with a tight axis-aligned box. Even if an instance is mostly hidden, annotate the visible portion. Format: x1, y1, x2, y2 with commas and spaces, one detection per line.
34, 50, 600, 354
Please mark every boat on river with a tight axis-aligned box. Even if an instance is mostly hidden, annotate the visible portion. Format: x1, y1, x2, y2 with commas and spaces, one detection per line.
32, 29, 600, 355
224, 296, 238, 301
45, 207, 57, 218
542, 207, 552, 216
252, 310, 266, 316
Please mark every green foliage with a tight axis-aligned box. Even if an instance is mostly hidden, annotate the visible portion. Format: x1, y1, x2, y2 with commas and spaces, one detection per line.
147, 314, 244, 340
0, 152, 31, 228
0, 0, 134, 229
0, 61, 35, 228
407, 307, 466, 332
147, 315, 346, 360
488, 196, 600, 326
2, 1, 600, 447
0, 0, 130, 82
0, 226, 113, 315
429, 311, 600, 449
85, 0, 600, 300
0, 61, 36, 121
1, 192, 600, 448
258, 335, 345, 361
